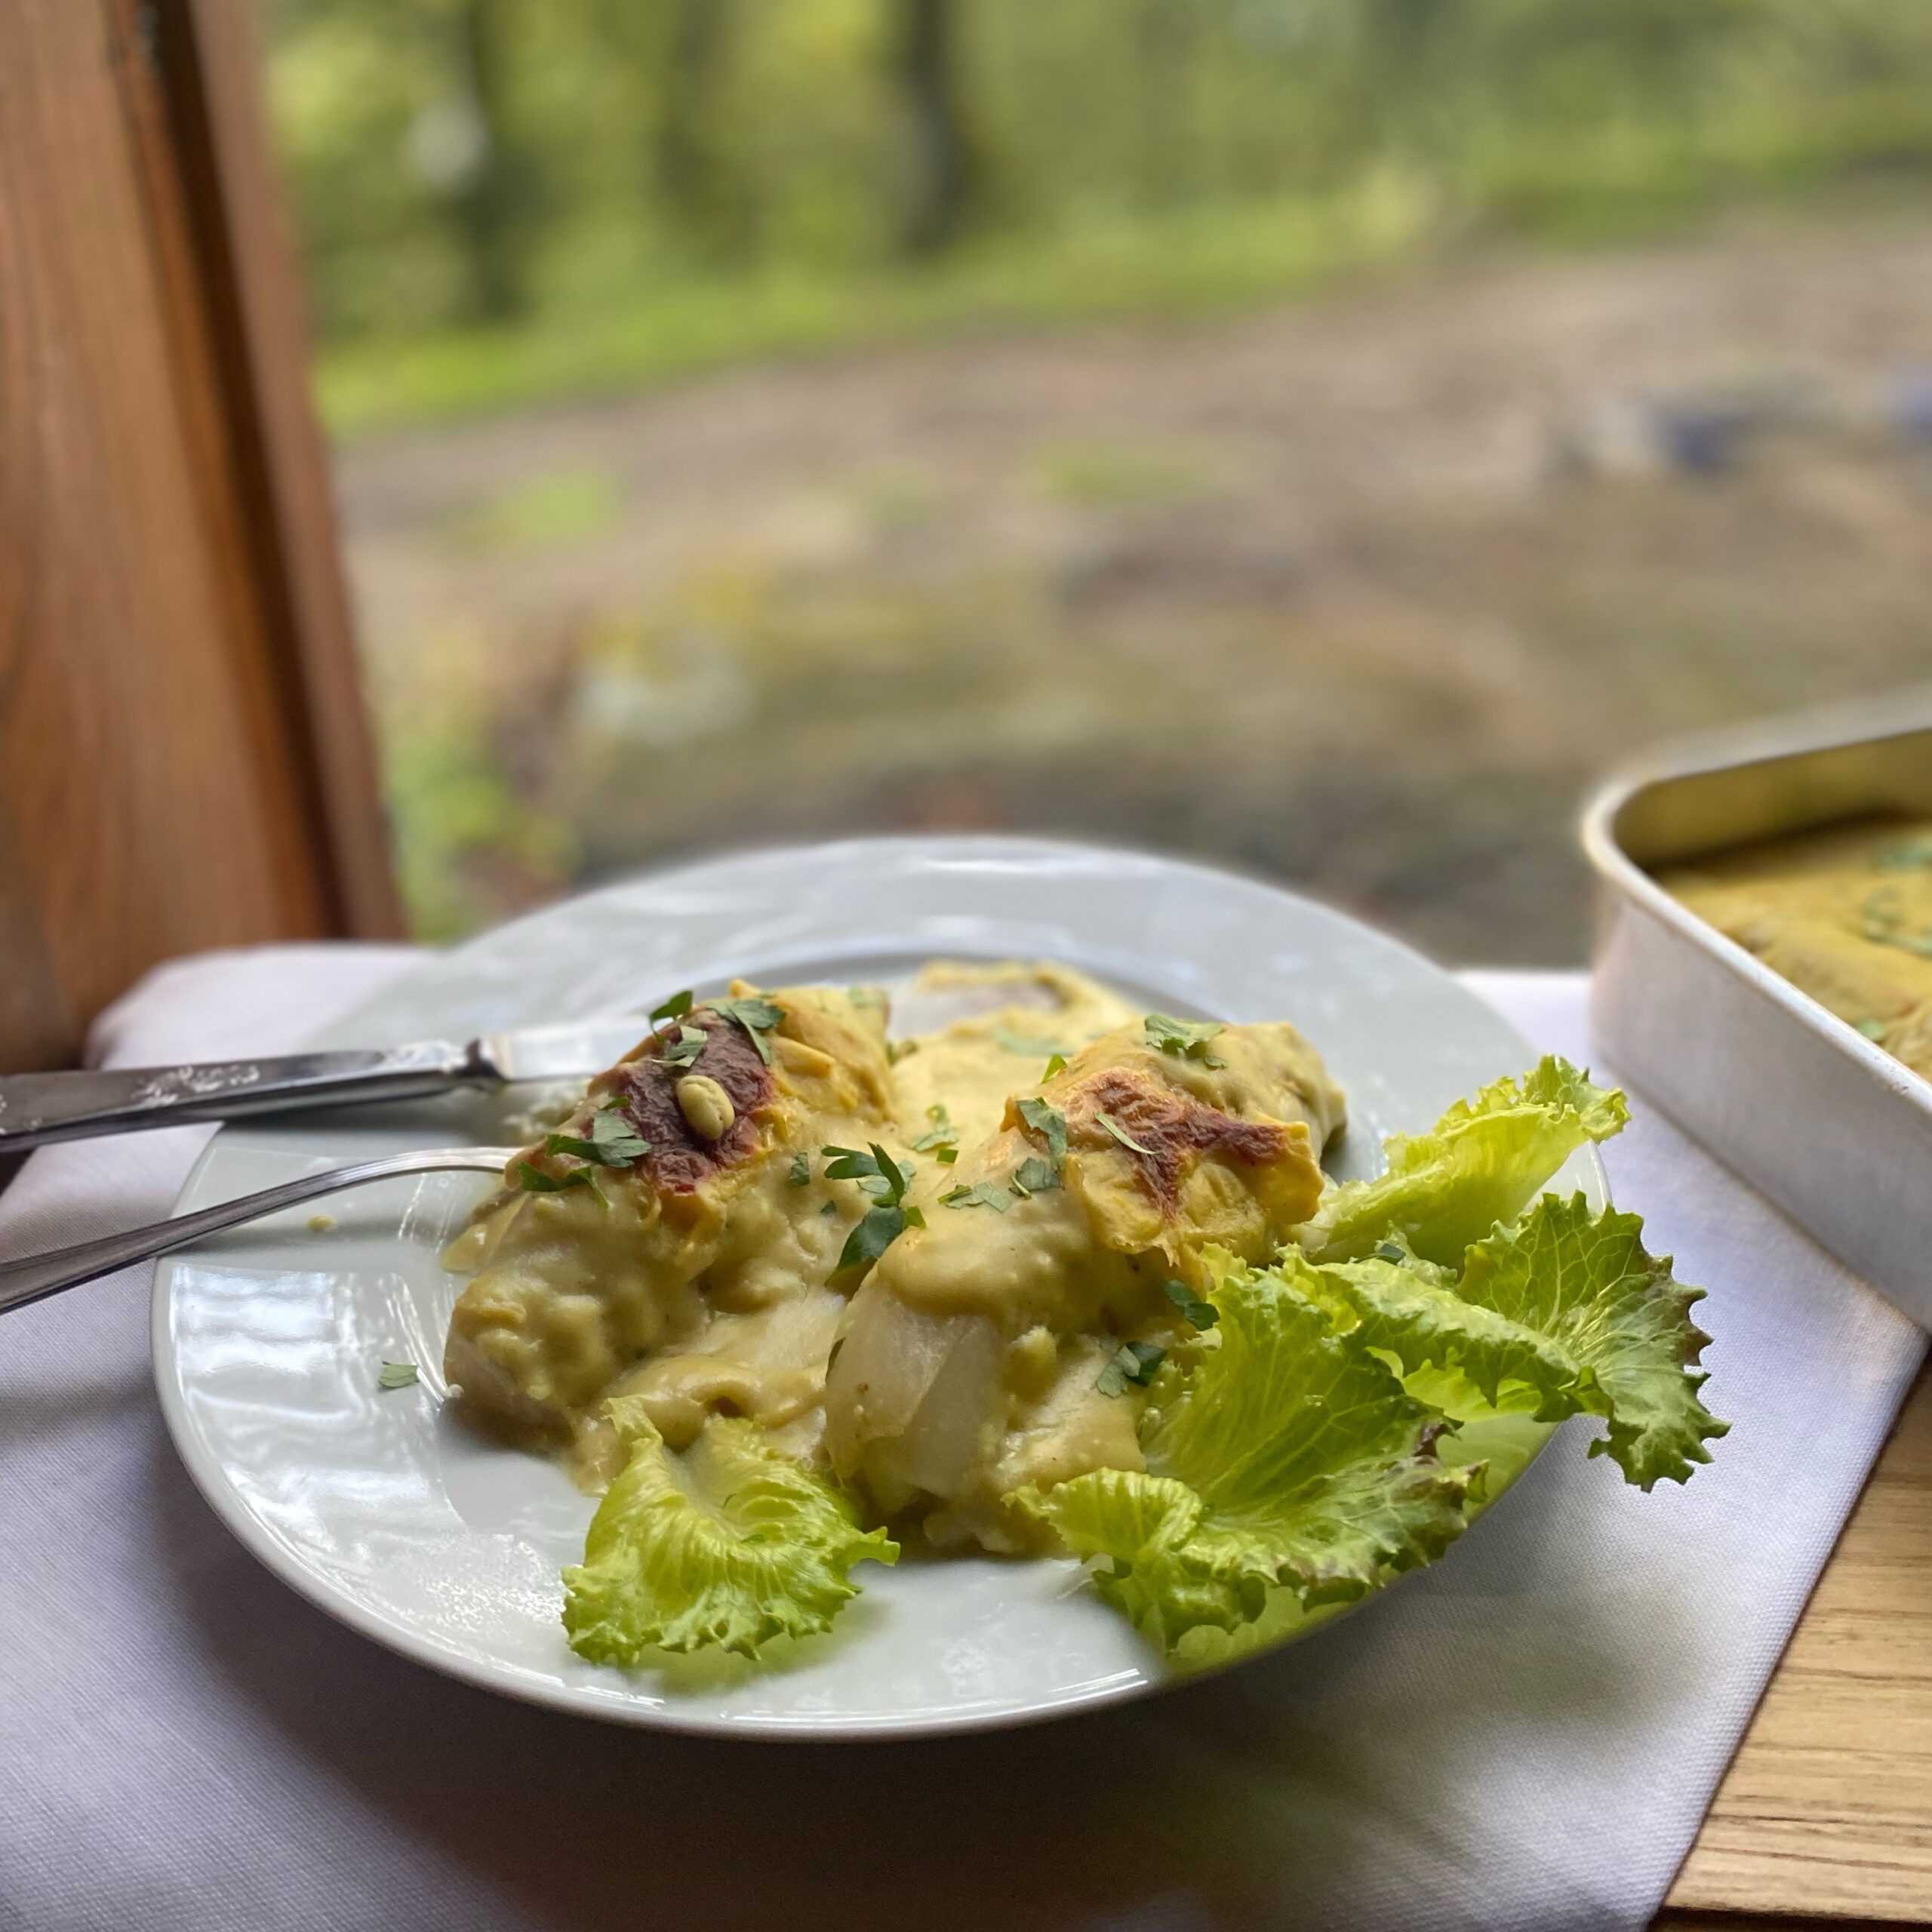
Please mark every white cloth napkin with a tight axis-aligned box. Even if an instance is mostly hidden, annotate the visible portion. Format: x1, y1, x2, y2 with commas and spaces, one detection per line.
0, 949, 1920, 1932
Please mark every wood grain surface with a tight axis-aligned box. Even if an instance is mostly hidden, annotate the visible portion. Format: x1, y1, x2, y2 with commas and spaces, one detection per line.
1655, 1358, 1932, 1927
168, 0, 399, 939
0, 0, 397, 1075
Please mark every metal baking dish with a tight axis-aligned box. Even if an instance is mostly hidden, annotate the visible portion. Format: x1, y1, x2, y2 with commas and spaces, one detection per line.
1583, 688, 1932, 1324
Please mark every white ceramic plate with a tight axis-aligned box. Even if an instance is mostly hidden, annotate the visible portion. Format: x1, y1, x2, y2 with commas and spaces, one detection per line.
153, 837, 1603, 1740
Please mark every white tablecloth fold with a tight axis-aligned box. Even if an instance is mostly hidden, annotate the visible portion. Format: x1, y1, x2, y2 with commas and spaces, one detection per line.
0, 949, 1920, 1932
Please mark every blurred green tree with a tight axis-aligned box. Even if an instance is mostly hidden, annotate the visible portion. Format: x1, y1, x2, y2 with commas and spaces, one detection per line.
259, 0, 1932, 413
889, 0, 974, 252
656, 0, 746, 257
448, 0, 537, 318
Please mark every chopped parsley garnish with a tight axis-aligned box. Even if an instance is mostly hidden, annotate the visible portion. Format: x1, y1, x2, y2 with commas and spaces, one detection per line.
941, 1179, 1015, 1214
545, 1106, 651, 1169
714, 995, 785, 1064
648, 991, 709, 1066
377, 1359, 420, 1390
820, 1198, 839, 1217
1041, 1052, 1068, 1081
787, 1151, 813, 1187
936, 1146, 958, 1164
1862, 897, 1932, 959
662, 1023, 708, 1069
1863, 888, 1903, 933
1856, 1017, 1888, 1041
1097, 1340, 1166, 1396
846, 986, 887, 1009
822, 1144, 915, 1204
515, 1160, 608, 1206
829, 1143, 922, 1281
1143, 1013, 1226, 1069
993, 1026, 1063, 1058
1163, 1278, 1219, 1331
1012, 1155, 1060, 1195
1874, 835, 1932, 872
886, 1038, 919, 1066
1096, 1109, 1155, 1156
1016, 1095, 1067, 1167
835, 1210, 896, 1277
910, 1103, 958, 1152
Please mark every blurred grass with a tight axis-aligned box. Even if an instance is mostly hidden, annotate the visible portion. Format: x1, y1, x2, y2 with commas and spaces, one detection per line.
1031, 438, 1218, 507
320, 175, 1440, 434
319, 99, 1932, 439
438, 466, 625, 550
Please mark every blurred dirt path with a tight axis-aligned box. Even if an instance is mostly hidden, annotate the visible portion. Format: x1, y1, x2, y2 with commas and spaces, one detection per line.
334, 220, 1932, 956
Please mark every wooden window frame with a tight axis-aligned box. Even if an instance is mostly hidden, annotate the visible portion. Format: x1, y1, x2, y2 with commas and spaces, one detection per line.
0, 0, 399, 1073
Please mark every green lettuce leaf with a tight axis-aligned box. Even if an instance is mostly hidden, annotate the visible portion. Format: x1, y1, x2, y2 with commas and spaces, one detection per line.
1322, 1241, 1580, 1411
1299, 1056, 1629, 1265
1324, 1195, 1726, 1487
1464, 1194, 1724, 1487
1014, 1254, 1475, 1652
563, 1399, 897, 1663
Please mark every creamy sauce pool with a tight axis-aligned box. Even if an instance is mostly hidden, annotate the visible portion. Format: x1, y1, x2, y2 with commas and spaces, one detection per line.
886, 958, 1137, 1145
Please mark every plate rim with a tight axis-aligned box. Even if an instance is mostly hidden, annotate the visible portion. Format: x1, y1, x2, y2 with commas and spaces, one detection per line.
151, 834, 1600, 1740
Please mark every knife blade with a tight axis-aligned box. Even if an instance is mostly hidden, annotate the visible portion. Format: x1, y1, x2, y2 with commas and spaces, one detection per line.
0, 1017, 653, 1152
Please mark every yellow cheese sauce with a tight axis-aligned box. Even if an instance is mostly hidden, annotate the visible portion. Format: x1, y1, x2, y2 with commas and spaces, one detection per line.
1662, 818, 1932, 1081
441, 959, 1346, 1542
887, 958, 1137, 1146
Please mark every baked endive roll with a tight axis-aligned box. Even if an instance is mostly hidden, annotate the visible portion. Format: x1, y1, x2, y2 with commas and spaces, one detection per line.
443, 983, 895, 1470
822, 1016, 1343, 1541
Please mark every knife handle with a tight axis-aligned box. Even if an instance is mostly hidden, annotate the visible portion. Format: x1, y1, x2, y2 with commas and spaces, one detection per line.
0, 1041, 488, 1152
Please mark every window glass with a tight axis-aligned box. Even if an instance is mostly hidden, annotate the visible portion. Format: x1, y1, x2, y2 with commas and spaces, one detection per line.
263, 0, 1932, 957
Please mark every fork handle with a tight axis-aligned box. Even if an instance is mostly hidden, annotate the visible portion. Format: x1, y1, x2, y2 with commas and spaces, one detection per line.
0, 1043, 485, 1152
0, 1147, 514, 1317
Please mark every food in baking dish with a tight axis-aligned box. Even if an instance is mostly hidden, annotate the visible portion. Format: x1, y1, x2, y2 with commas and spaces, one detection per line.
1663, 818, 1932, 1081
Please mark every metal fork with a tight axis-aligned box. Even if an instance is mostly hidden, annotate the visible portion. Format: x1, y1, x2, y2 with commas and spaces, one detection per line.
0, 1146, 519, 1318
